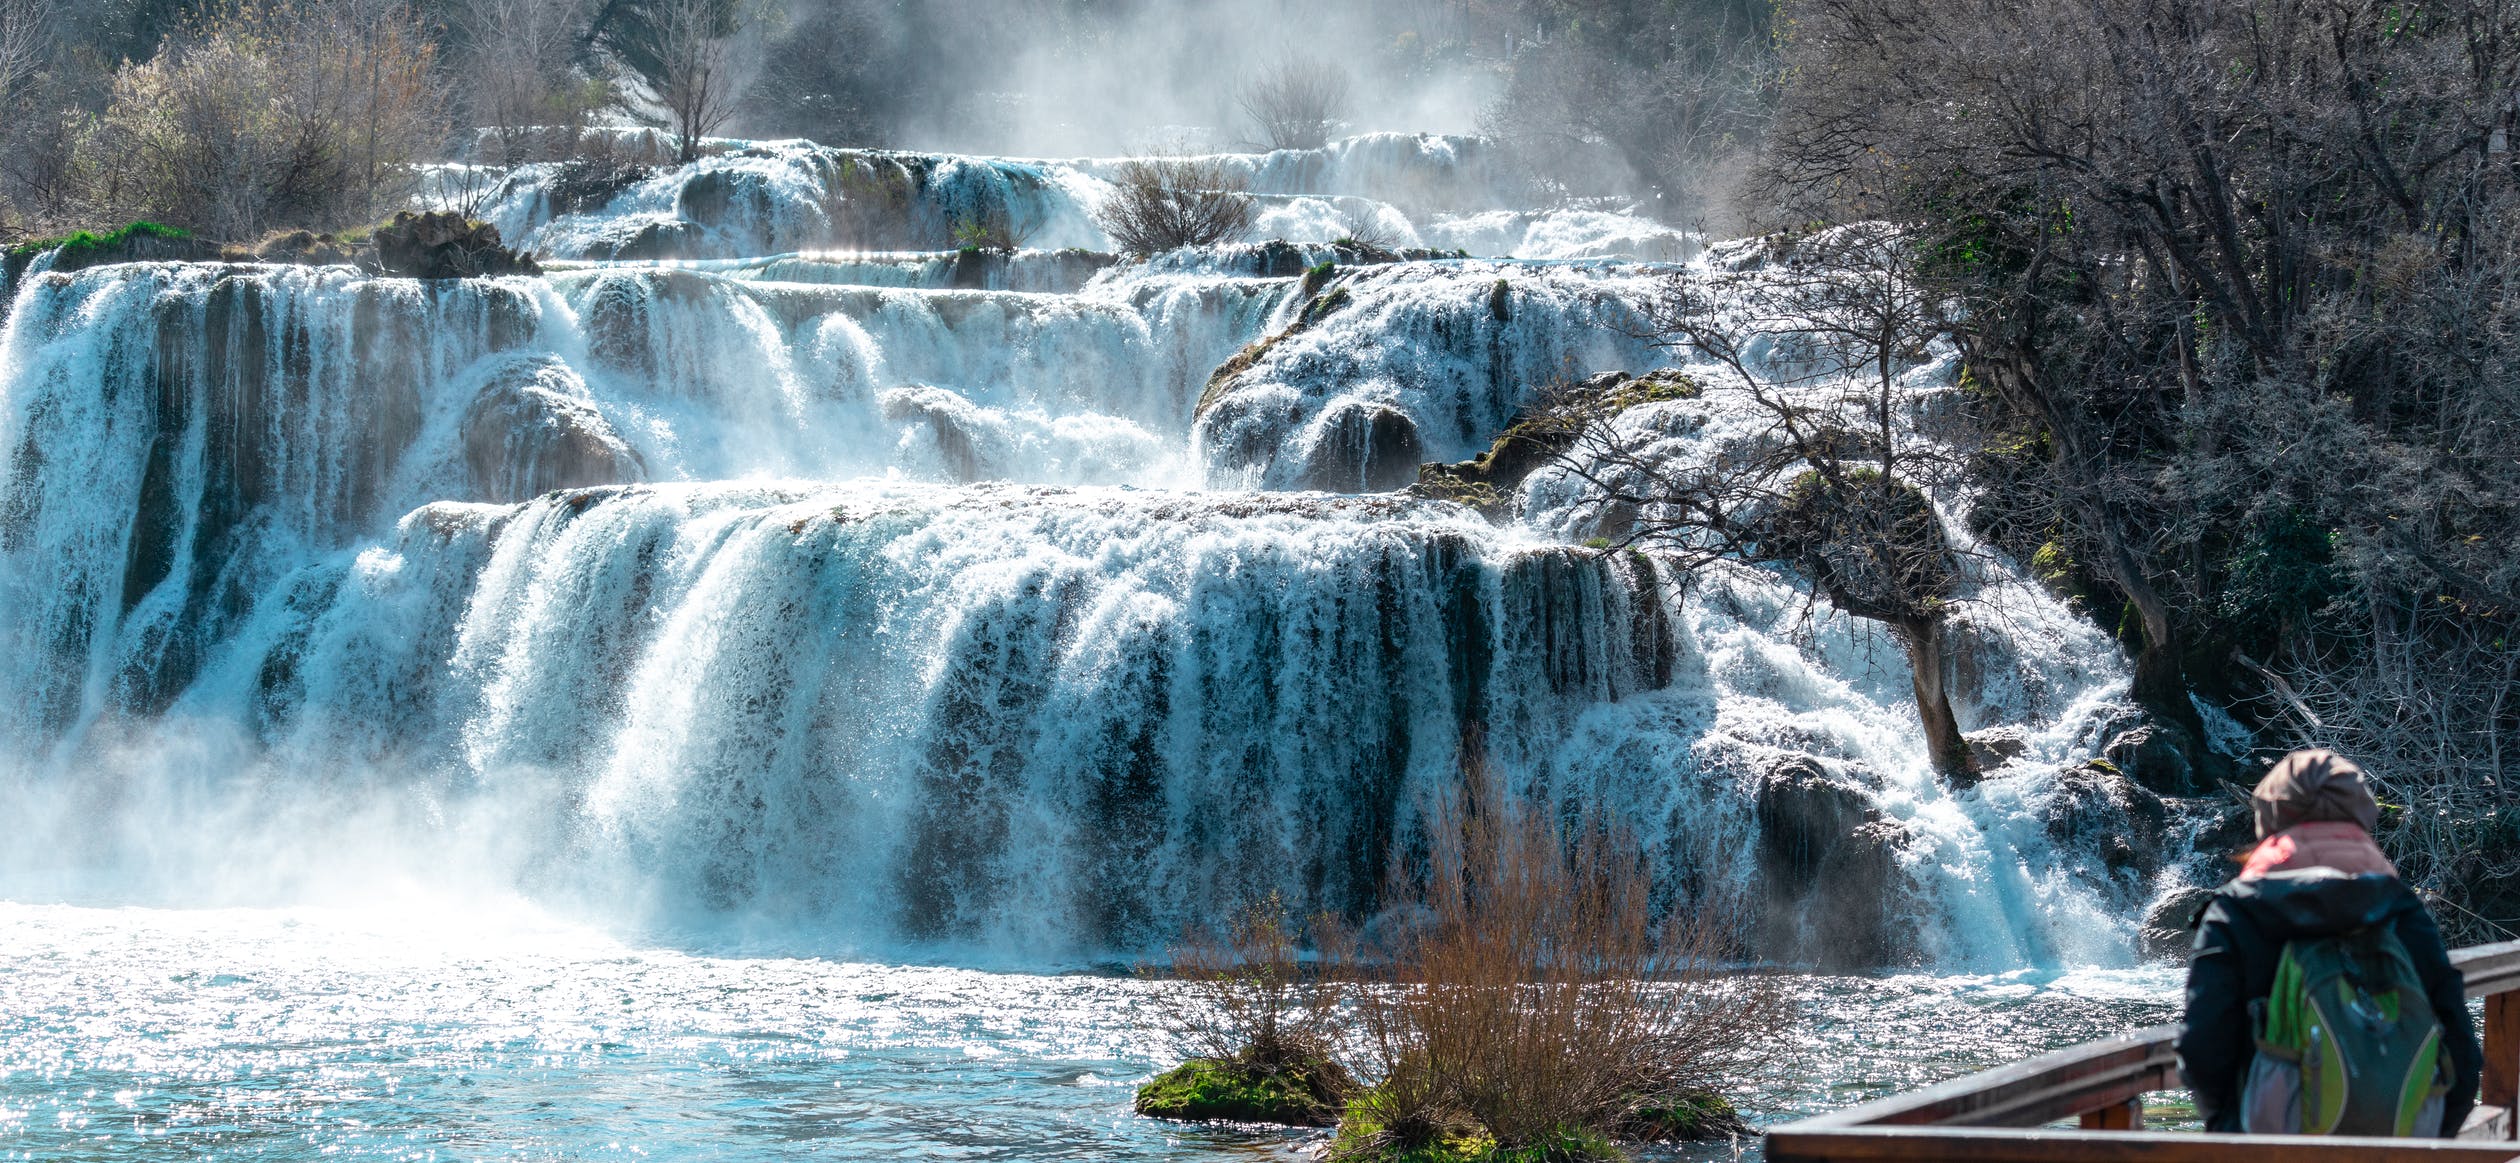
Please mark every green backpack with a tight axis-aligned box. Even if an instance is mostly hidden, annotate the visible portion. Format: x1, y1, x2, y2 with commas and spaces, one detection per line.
2241, 925, 2451, 1136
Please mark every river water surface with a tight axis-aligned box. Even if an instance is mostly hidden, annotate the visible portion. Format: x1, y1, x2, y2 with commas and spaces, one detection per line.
0, 901, 2183, 1161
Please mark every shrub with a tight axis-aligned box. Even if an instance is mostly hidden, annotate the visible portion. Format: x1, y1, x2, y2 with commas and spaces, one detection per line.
1092, 154, 1254, 256
1136, 892, 1353, 1125
1330, 752, 1793, 1158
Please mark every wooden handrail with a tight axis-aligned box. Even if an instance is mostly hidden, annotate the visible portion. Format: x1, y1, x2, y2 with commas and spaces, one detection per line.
1765, 1128, 2520, 1162
1783, 1024, 2182, 1131
1765, 938, 2520, 1161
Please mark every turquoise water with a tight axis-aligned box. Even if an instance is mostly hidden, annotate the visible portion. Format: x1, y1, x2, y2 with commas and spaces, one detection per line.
0, 901, 2183, 1161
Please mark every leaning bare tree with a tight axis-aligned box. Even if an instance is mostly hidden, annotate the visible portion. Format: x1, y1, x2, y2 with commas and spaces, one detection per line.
1240, 55, 1349, 152
1550, 225, 1983, 778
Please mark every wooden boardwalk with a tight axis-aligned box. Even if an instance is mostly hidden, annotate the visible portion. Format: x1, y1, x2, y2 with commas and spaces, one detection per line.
1766, 940, 2520, 1162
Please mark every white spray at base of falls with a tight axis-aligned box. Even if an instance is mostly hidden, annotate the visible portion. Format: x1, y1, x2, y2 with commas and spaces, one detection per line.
2, 138, 2185, 972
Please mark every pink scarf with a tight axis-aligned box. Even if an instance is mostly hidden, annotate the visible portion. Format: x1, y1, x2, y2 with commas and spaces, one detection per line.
2239, 821, 2397, 881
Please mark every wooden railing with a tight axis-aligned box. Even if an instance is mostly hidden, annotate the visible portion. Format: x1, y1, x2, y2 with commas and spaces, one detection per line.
1765, 940, 2520, 1162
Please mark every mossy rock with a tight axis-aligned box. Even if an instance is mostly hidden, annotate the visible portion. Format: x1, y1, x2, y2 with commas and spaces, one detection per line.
6, 221, 232, 275
1331, 1104, 1621, 1162
1134, 1056, 1346, 1125
1300, 285, 1352, 327
1615, 1087, 1750, 1141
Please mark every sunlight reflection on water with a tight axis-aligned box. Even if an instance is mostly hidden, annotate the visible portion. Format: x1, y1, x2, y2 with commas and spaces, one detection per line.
0, 903, 2184, 1162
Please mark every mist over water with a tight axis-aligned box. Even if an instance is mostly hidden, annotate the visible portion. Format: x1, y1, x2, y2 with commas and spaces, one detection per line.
0, 110, 2196, 1156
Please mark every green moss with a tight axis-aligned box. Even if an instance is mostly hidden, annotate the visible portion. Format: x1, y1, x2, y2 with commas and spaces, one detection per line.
1134, 1057, 1341, 1125
1301, 259, 1339, 297
7, 220, 191, 262
1583, 537, 1612, 550
1329, 1095, 1497, 1163
1301, 286, 1352, 327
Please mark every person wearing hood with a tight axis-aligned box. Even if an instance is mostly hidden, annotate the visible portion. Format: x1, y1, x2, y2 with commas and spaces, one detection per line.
2175, 748, 2482, 1135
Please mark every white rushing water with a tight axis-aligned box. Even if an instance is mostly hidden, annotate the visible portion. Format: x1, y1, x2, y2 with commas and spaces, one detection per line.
2, 134, 2181, 988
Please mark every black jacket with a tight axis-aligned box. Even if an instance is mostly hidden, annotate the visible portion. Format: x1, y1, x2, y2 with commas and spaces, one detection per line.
2176, 870, 2482, 1136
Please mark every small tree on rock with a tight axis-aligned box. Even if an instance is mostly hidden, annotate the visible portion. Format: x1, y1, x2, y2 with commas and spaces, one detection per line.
1092, 153, 1254, 256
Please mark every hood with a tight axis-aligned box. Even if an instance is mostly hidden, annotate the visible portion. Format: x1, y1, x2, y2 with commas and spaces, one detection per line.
2220, 867, 2418, 939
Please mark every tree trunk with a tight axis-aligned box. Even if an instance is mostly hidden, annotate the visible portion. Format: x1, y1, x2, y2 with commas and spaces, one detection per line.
1897, 615, 1978, 781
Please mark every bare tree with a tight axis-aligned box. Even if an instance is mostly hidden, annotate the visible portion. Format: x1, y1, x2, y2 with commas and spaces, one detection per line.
92, 0, 444, 238
0, 0, 54, 234
649, 0, 742, 164
1092, 154, 1255, 255
1240, 55, 1349, 152
1548, 226, 1983, 778
454, 0, 600, 165
0, 0, 48, 113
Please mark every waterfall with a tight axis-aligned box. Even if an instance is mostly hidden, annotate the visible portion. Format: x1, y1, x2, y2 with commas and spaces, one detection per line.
2, 136, 2175, 970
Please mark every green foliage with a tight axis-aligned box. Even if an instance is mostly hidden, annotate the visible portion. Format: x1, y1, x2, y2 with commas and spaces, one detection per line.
1301, 286, 1352, 326
1582, 537, 1612, 550
6, 220, 188, 261
2213, 509, 2347, 641
1134, 1056, 1344, 1125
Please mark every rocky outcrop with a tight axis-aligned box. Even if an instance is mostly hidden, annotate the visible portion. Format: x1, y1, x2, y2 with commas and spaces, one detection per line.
1412, 369, 1700, 515
1965, 726, 2030, 768
1193, 274, 1359, 418
373, 212, 539, 279
254, 230, 359, 266
1754, 757, 1911, 967
2038, 761, 2171, 879
2139, 884, 2217, 959
2099, 717, 2212, 796
1298, 401, 1422, 493
460, 357, 643, 502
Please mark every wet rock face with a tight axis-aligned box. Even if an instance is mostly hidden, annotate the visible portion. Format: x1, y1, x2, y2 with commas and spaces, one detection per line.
2139, 884, 2217, 959
1754, 757, 1910, 967
373, 212, 539, 279
2039, 761, 2172, 879
1965, 726, 2030, 769
2101, 720, 2207, 796
1297, 401, 1422, 493
460, 358, 644, 502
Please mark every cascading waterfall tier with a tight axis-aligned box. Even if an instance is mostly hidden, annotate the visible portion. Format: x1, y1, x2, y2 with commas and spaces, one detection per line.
449, 134, 1698, 263
1, 136, 2185, 970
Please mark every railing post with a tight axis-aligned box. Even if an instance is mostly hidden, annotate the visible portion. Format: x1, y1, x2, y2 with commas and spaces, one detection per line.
2078, 1096, 2143, 1130
2486, 992, 2520, 1139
